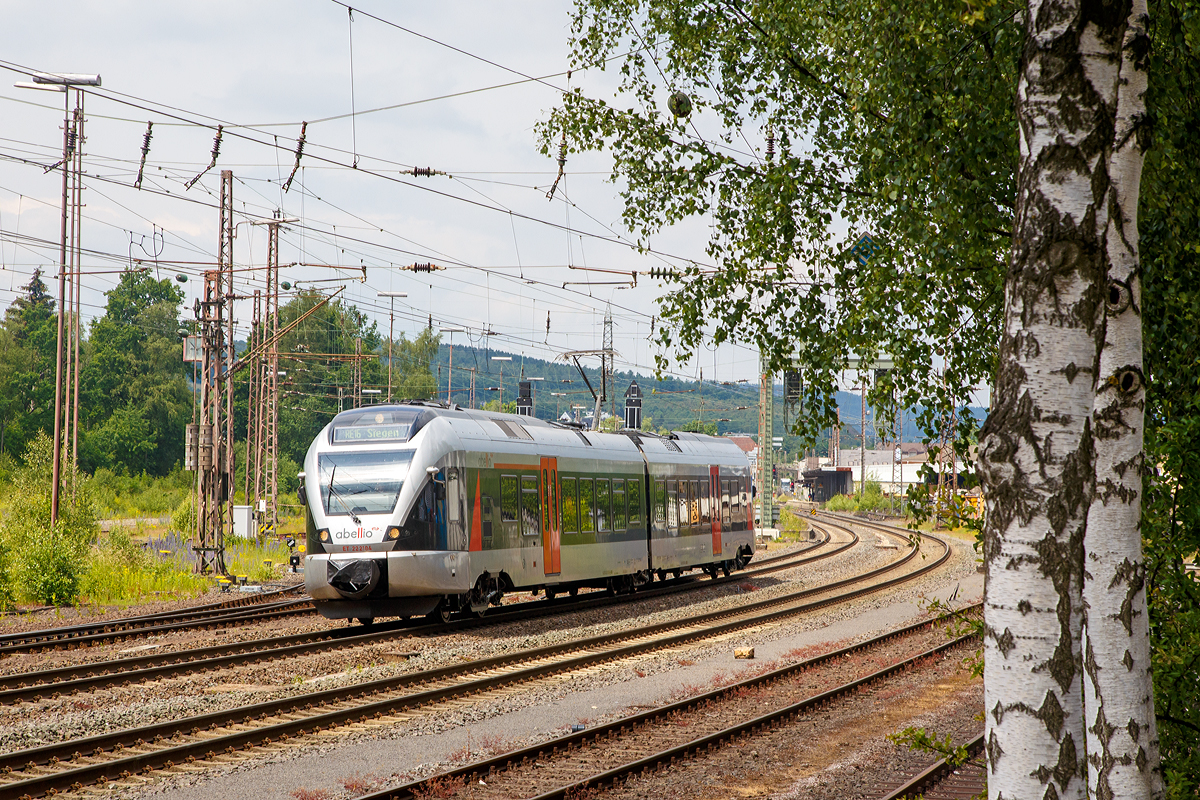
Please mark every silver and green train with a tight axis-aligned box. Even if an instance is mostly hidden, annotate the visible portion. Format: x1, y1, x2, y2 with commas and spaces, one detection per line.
300, 402, 756, 623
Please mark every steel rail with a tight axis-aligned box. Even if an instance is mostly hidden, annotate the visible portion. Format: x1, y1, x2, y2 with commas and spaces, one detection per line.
875, 732, 986, 800
0, 584, 307, 650
0, 523, 939, 799
0, 599, 317, 656
362, 606, 982, 799
0, 531, 840, 703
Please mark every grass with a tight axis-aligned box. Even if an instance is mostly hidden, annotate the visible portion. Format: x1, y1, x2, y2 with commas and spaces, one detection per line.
225, 536, 292, 583
89, 468, 194, 519
78, 528, 210, 607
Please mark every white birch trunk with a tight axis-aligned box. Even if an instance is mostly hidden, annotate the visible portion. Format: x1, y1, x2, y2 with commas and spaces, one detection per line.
978, 2, 1126, 797
1081, 1, 1163, 796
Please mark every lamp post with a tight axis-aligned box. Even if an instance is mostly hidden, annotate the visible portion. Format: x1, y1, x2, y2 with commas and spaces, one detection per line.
440, 326, 464, 405
378, 291, 407, 401
15, 72, 100, 526
491, 356, 511, 409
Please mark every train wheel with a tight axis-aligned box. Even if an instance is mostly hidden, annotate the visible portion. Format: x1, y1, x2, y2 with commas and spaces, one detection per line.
721, 561, 731, 578
673, 569, 682, 580
356, 617, 374, 626
546, 587, 556, 601
427, 603, 454, 624
568, 587, 578, 598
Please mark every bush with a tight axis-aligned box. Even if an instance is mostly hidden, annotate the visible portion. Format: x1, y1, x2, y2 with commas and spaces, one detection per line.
778, 508, 806, 532
0, 432, 98, 606
826, 493, 858, 512
21, 533, 88, 605
171, 495, 196, 535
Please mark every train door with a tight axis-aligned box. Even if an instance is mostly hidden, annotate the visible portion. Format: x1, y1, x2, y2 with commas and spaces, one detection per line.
540, 457, 561, 574
709, 466, 722, 556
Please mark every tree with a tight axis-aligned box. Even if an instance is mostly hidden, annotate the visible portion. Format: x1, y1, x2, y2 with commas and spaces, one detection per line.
546, 0, 1194, 794
81, 270, 189, 475
976, 2, 1159, 797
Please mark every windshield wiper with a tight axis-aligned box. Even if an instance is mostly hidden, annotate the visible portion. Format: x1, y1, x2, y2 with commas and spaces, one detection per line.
325, 465, 362, 525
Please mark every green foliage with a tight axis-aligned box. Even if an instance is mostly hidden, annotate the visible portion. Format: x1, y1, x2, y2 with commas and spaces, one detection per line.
79, 528, 208, 606
543, 0, 1016, 447
170, 495, 195, 535
825, 493, 858, 512
681, 419, 717, 435
481, 399, 518, 414
1139, 3, 1200, 792
777, 508, 805, 532
887, 727, 973, 769
89, 467, 193, 518
0, 432, 98, 605
225, 537, 290, 584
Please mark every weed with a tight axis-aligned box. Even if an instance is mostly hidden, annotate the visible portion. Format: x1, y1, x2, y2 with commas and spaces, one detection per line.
479, 734, 511, 756
339, 773, 375, 793
290, 789, 332, 800
412, 774, 466, 799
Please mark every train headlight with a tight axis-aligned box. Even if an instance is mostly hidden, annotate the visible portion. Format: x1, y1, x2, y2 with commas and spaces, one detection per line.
386, 526, 401, 540
318, 528, 330, 543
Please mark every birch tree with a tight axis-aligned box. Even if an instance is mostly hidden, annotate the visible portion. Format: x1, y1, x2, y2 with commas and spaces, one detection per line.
977, 1, 1160, 796
544, 0, 1192, 795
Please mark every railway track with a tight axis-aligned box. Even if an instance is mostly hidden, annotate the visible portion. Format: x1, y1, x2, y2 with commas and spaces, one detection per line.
0, 521, 946, 799
0, 585, 311, 655
0, 531, 842, 704
344, 606, 982, 799
876, 732, 986, 800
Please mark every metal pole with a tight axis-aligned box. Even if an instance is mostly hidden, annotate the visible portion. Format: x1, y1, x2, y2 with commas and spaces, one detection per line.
387, 298, 394, 401
49, 89, 73, 525
70, 96, 83, 480
860, 379, 866, 498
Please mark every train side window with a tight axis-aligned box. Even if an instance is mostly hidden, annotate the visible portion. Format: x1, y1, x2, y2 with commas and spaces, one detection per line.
561, 476, 578, 533
721, 480, 731, 525
700, 479, 711, 524
579, 478, 595, 533
612, 479, 626, 531
681, 480, 688, 526
521, 475, 540, 536
482, 494, 494, 542
595, 479, 611, 531
731, 480, 741, 529
654, 480, 666, 525
501, 475, 519, 522
628, 478, 643, 525
690, 481, 700, 525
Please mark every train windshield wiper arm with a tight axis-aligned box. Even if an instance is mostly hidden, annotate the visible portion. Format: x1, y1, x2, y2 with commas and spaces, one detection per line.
325, 465, 362, 525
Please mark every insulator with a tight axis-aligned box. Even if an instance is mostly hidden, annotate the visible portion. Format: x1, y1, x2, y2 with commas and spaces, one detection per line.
766, 126, 775, 162
412, 167, 433, 177
140, 123, 154, 156
210, 125, 224, 161
557, 132, 567, 169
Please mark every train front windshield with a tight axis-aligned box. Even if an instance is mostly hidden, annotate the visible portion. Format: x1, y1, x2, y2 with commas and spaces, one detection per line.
318, 451, 415, 517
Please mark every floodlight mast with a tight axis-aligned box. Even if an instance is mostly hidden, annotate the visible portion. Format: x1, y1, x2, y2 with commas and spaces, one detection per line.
13, 71, 100, 526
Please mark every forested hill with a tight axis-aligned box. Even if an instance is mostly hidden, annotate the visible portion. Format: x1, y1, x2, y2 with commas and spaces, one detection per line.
431, 345, 984, 450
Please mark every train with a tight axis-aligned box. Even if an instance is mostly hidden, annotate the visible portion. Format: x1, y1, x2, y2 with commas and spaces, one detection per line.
299, 401, 756, 623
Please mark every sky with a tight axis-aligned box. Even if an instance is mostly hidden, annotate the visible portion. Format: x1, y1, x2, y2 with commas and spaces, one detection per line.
0, 0, 760, 387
